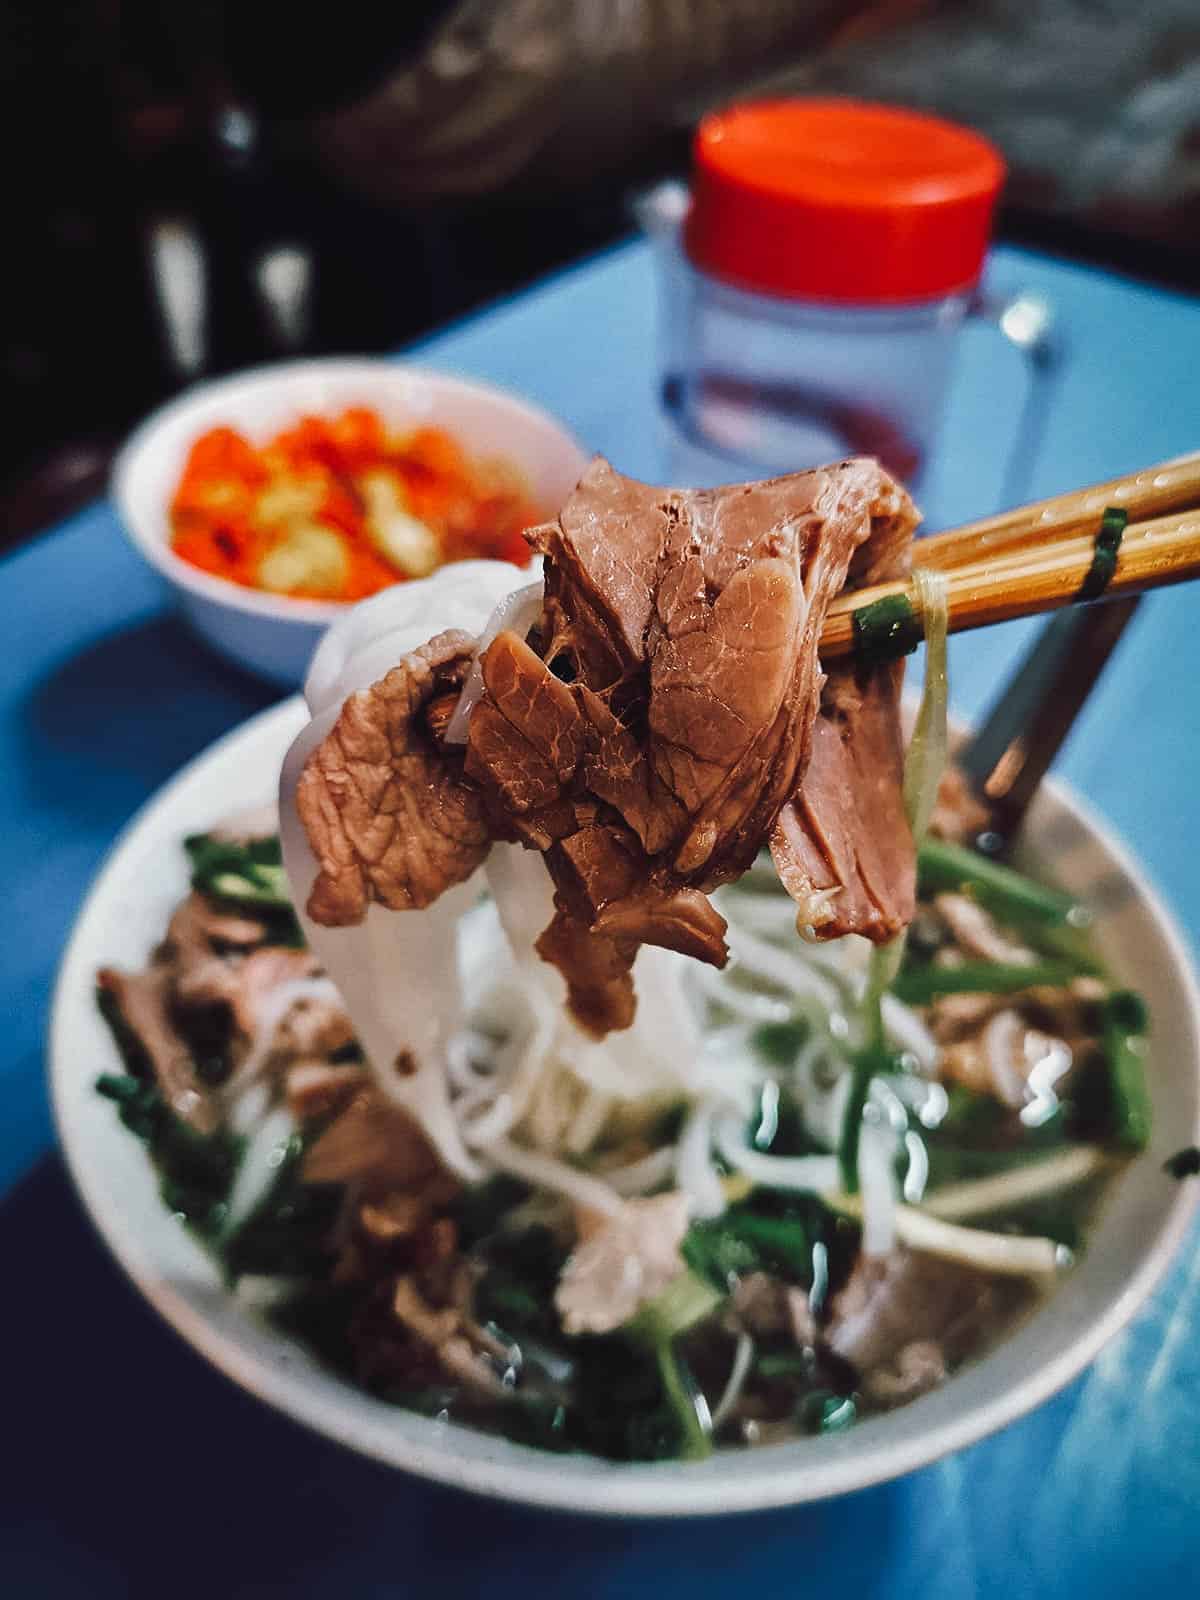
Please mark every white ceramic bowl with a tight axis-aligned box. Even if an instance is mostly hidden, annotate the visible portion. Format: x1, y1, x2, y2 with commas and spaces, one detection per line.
51, 699, 1200, 1516
111, 359, 590, 687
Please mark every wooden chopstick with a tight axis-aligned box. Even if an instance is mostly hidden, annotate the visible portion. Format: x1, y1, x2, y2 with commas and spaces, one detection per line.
820, 506, 1200, 659
916, 449, 1200, 574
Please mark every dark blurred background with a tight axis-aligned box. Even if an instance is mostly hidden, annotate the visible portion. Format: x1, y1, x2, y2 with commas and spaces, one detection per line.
4, 0, 1199, 551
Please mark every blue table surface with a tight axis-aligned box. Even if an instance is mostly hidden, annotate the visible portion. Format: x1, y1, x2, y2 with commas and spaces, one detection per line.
5, 239, 1200, 1597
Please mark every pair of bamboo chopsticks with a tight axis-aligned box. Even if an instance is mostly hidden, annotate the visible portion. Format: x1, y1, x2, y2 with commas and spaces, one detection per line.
820, 450, 1200, 660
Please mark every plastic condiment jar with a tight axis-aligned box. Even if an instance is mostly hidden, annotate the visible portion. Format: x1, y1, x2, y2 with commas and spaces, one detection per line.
638, 99, 1055, 511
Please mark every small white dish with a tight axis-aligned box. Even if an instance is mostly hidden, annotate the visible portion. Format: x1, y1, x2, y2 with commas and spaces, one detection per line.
50, 700, 1200, 1516
111, 359, 590, 687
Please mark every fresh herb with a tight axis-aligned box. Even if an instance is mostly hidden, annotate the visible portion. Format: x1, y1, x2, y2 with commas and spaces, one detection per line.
684, 1197, 848, 1291
917, 838, 1080, 928
892, 959, 1087, 1006
799, 1390, 857, 1435
1078, 506, 1128, 602
1164, 1146, 1200, 1179
96, 1071, 242, 1238
626, 1270, 723, 1461
853, 591, 923, 665
630, 1269, 723, 1346
568, 1335, 681, 1461
1101, 989, 1152, 1151
473, 1224, 566, 1338
222, 1131, 343, 1281
184, 832, 304, 944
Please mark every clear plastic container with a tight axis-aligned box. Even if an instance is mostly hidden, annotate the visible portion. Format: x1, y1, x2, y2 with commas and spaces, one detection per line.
638, 104, 1057, 513
659, 248, 969, 490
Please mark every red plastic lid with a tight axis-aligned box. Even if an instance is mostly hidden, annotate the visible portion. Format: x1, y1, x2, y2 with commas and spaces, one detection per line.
686, 98, 1006, 304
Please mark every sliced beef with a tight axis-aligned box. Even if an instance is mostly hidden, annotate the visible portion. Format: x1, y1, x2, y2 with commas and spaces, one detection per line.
297, 629, 490, 925
770, 665, 913, 940
97, 966, 220, 1134
477, 457, 918, 1027
302, 1086, 442, 1192
534, 907, 638, 1036
296, 456, 920, 1035
826, 1247, 1030, 1406
164, 891, 265, 1013
769, 462, 918, 940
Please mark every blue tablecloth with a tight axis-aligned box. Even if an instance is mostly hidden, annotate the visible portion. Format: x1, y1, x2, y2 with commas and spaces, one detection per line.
5, 240, 1200, 1596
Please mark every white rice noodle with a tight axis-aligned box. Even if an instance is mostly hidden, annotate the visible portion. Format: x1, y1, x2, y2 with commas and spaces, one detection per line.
603, 1147, 678, 1197
715, 1111, 840, 1194
710, 1333, 755, 1431
891, 1204, 1066, 1278
694, 961, 794, 1024
303, 558, 523, 716
279, 712, 484, 1180
444, 1030, 496, 1091
904, 567, 950, 842
983, 1009, 1032, 1109
565, 1088, 612, 1155
223, 1104, 297, 1235
714, 891, 802, 940
857, 1120, 899, 1257
229, 1078, 272, 1136
724, 924, 842, 1012
675, 1098, 728, 1219
484, 1137, 624, 1218
223, 976, 343, 1098
829, 1191, 1066, 1276
444, 579, 545, 744
879, 994, 940, 1074
482, 845, 561, 990
460, 987, 558, 1148
920, 1144, 1108, 1222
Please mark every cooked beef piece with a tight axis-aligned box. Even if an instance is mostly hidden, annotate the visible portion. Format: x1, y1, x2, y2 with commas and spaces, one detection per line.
164, 892, 266, 1013
302, 1086, 443, 1192
297, 630, 491, 925
826, 1247, 1030, 1402
476, 456, 918, 1026
769, 664, 914, 940
298, 456, 919, 1035
228, 945, 321, 1036
463, 628, 585, 814
97, 966, 220, 1134
554, 1191, 691, 1335
534, 906, 638, 1036
768, 462, 917, 940
516, 458, 899, 890
286, 1060, 367, 1122
929, 763, 992, 846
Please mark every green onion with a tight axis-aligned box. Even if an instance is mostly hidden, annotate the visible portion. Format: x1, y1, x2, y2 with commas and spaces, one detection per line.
800, 1391, 857, 1435
839, 1042, 891, 1193
627, 1270, 723, 1462
917, 838, 1079, 927
892, 959, 1084, 1005
843, 571, 949, 1191
630, 1269, 722, 1345
852, 592, 924, 665
1078, 506, 1128, 602
1101, 988, 1152, 1151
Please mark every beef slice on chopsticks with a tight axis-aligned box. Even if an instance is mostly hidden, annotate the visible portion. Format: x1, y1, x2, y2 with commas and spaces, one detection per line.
297, 456, 920, 1037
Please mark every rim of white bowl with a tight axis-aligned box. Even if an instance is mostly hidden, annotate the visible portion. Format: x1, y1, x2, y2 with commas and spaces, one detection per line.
110, 356, 590, 626
49, 698, 1200, 1517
